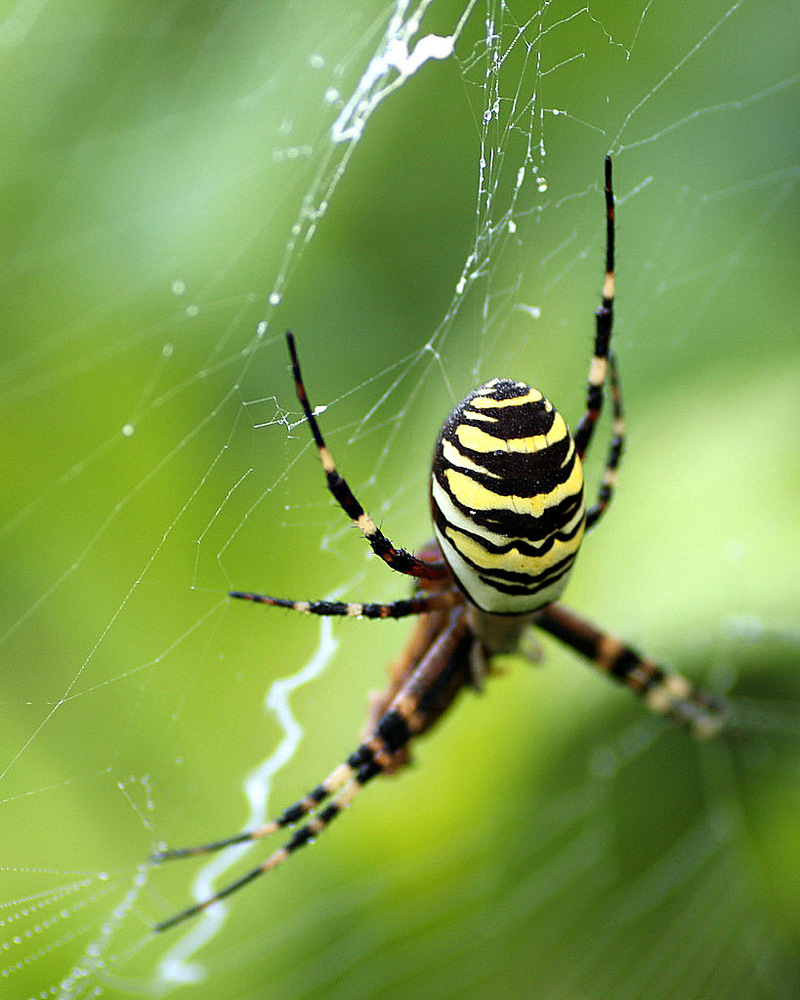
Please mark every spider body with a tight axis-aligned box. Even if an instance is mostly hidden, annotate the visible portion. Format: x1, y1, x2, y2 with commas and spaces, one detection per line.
152, 159, 727, 933
431, 377, 585, 614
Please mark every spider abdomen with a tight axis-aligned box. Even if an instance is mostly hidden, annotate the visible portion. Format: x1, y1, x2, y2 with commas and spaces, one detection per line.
431, 378, 585, 614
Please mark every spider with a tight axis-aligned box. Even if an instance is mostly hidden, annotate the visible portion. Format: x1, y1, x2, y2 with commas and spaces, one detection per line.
152, 157, 727, 932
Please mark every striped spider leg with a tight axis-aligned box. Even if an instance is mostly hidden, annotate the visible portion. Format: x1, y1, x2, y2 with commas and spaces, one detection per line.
151, 158, 727, 932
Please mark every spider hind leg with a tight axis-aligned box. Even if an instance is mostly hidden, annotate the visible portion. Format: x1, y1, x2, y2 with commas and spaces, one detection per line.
535, 603, 727, 738
152, 607, 474, 932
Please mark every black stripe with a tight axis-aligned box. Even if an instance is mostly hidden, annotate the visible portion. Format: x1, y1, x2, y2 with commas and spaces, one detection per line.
356, 759, 383, 784
376, 709, 412, 753
325, 469, 365, 520
535, 610, 596, 659
606, 647, 642, 680
461, 400, 555, 436
433, 487, 584, 545
607, 648, 666, 692
606, 436, 623, 467
439, 436, 575, 496
434, 508, 584, 559
470, 380, 533, 401
317, 803, 341, 824
278, 802, 310, 826
474, 553, 577, 595
445, 381, 553, 432
285, 824, 316, 853
347, 745, 374, 769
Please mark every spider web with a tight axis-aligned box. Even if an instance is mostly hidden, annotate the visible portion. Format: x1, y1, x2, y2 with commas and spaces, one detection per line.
2, 1, 799, 998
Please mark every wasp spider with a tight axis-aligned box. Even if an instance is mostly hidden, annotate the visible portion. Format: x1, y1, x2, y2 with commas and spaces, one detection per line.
152, 158, 727, 932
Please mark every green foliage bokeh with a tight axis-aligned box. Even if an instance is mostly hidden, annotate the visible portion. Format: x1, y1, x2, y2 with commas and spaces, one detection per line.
1, 2, 798, 999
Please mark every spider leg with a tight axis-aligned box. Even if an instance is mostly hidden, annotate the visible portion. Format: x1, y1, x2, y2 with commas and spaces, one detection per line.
535, 603, 727, 739
584, 352, 624, 530
286, 332, 448, 581
153, 608, 455, 863
573, 155, 615, 461
227, 589, 457, 619
360, 596, 473, 773
152, 607, 472, 932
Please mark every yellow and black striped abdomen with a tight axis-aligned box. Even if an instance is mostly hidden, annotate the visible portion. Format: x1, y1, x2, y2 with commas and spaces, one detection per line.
430, 378, 585, 615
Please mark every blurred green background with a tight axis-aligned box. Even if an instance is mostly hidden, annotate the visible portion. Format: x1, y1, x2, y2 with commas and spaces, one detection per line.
1, 2, 799, 998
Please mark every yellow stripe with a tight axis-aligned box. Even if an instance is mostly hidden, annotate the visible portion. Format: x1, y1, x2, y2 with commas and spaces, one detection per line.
319, 445, 336, 474
441, 439, 501, 477
323, 762, 355, 792
462, 410, 496, 422
455, 410, 568, 454
356, 512, 377, 536
262, 847, 289, 872
644, 673, 692, 713
444, 457, 583, 516
336, 781, 362, 808
588, 356, 608, 387
468, 386, 545, 409
444, 523, 584, 576
560, 436, 576, 468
